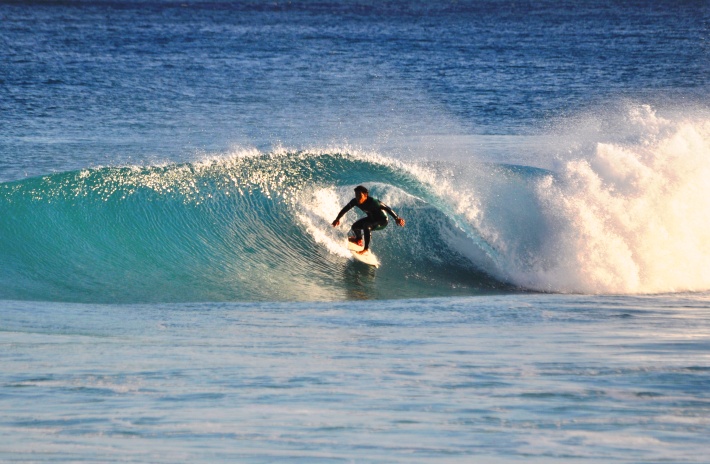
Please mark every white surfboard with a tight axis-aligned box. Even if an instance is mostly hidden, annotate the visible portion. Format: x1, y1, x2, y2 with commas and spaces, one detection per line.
346, 240, 380, 268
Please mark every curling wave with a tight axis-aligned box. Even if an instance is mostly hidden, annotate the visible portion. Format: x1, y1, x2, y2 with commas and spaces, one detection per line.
0, 149, 510, 303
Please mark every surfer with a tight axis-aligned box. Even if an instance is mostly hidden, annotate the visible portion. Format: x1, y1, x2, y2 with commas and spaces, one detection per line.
331, 185, 405, 254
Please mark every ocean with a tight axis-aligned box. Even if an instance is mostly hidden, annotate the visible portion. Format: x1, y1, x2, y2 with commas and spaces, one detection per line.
1, 0, 709, 461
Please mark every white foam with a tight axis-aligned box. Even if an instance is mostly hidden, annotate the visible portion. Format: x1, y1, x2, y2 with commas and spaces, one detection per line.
514, 105, 710, 293
295, 187, 351, 258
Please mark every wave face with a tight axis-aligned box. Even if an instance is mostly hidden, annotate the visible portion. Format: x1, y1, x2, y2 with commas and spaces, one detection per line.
1, 105, 709, 302
0, 149, 508, 303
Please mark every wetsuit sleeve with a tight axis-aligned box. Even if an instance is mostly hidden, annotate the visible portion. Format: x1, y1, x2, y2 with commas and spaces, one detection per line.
380, 203, 399, 220
334, 198, 357, 222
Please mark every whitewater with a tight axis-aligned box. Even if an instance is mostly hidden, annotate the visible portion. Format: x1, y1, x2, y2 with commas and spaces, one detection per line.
1, 1, 709, 462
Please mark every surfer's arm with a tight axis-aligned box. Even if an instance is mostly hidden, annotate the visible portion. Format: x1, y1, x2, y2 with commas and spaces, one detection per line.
332, 199, 357, 227
381, 203, 406, 226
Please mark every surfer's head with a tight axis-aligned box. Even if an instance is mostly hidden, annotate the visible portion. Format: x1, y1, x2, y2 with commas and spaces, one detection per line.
354, 185, 368, 204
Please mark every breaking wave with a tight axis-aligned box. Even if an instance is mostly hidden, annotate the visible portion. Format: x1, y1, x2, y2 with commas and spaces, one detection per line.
1, 105, 708, 302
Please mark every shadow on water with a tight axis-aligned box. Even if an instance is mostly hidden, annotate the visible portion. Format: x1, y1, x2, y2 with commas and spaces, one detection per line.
338, 257, 520, 301
341, 260, 379, 300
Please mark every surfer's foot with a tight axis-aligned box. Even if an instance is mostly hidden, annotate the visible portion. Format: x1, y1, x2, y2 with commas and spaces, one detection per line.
357, 249, 369, 255
348, 237, 363, 246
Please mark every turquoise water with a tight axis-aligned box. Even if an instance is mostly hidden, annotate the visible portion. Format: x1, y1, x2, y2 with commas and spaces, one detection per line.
1, 0, 709, 461
0, 152, 512, 302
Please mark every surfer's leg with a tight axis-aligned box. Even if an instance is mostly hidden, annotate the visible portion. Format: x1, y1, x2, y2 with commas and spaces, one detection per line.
363, 228, 372, 250
362, 219, 387, 251
351, 218, 368, 244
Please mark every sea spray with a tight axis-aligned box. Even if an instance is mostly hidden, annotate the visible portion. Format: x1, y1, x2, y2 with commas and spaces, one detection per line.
515, 105, 710, 293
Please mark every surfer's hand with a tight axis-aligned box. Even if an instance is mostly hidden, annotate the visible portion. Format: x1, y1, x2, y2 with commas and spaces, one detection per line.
332, 219, 340, 227
396, 217, 405, 227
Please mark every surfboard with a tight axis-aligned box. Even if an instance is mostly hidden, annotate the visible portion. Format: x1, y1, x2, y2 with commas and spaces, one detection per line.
346, 240, 380, 268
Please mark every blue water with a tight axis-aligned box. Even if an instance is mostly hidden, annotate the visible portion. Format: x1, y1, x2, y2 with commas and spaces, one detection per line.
2, 0, 709, 461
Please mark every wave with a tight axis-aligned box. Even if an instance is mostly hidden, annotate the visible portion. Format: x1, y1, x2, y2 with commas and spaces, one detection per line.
1, 105, 709, 302
0, 148, 511, 303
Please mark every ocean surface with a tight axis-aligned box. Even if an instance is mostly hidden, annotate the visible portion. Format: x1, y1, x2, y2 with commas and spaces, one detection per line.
1, 0, 709, 461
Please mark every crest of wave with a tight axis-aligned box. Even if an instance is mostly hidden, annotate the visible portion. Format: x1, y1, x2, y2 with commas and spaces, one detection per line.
515, 104, 710, 294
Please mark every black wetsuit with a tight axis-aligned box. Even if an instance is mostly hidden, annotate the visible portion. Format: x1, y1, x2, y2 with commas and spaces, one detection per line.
335, 197, 400, 251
